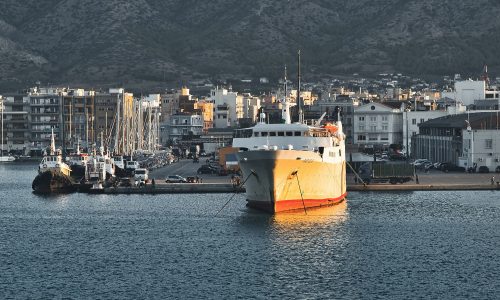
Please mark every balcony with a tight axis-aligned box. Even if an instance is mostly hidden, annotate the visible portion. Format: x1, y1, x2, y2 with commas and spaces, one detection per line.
7, 118, 28, 123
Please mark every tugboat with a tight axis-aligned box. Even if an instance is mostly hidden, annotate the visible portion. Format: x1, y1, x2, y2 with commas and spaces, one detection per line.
66, 141, 89, 180
32, 130, 75, 194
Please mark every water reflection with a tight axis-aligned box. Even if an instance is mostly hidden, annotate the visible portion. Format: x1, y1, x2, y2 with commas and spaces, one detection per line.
272, 200, 348, 229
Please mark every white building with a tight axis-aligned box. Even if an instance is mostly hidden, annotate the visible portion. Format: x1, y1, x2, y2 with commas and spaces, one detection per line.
353, 102, 402, 150
460, 127, 500, 171
443, 80, 500, 107
210, 87, 243, 127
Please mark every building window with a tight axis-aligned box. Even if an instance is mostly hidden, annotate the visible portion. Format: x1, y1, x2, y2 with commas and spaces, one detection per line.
359, 116, 365, 121
358, 135, 366, 141
485, 139, 493, 149
420, 118, 425, 124
369, 135, 378, 141
382, 125, 388, 131
371, 125, 377, 131
370, 116, 377, 122
359, 125, 365, 131
412, 119, 416, 125
382, 116, 388, 121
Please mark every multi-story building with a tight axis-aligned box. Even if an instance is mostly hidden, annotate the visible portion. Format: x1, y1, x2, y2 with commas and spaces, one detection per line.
160, 89, 181, 123
241, 93, 261, 124
28, 87, 64, 153
166, 113, 203, 142
353, 102, 403, 151
194, 100, 214, 133
210, 87, 243, 127
1, 93, 31, 155
62, 89, 96, 151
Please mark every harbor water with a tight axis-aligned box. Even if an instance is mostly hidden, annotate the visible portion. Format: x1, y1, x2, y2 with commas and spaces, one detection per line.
1, 163, 499, 299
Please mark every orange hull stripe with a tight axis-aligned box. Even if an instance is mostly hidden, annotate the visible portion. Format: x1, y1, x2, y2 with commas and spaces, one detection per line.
275, 192, 347, 212
243, 192, 347, 213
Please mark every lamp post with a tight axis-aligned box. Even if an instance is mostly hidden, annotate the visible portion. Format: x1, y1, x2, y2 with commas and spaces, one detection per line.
466, 120, 474, 171
405, 109, 409, 160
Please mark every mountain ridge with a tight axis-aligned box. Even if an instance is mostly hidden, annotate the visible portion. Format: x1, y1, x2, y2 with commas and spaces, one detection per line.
0, 0, 499, 91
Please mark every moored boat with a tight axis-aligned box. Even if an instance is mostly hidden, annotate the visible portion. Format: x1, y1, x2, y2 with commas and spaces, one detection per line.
233, 119, 347, 213
232, 61, 346, 213
32, 130, 75, 194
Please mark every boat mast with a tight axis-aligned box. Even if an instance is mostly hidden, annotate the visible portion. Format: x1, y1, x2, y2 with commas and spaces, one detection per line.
282, 65, 291, 124
297, 50, 303, 124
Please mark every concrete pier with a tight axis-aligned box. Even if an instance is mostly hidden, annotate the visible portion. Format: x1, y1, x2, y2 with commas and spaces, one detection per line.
347, 183, 500, 191
97, 183, 244, 194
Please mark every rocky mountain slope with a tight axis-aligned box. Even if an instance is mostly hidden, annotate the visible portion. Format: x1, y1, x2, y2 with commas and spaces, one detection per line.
0, 0, 499, 90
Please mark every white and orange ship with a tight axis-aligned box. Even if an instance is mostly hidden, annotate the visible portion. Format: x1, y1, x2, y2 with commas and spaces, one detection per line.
233, 115, 347, 213
233, 71, 346, 213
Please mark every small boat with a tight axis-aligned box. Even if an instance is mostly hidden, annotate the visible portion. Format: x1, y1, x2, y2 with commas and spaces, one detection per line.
32, 130, 75, 194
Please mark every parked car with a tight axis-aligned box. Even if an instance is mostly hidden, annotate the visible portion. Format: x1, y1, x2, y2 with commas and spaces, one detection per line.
478, 166, 490, 173
433, 162, 444, 169
165, 175, 187, 183
186, 176, 196, 183
197, 165, 217, 174
412, 159, 431, 168
440, 162, 466, 173
119, 177, 132, 187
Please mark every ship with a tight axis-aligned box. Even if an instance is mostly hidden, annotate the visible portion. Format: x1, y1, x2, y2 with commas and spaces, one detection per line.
66, 146, 89, 180
232, 59, 346, 213
32, 130, 75, 194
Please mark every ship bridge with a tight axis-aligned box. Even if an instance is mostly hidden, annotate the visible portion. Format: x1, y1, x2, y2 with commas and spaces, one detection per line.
232, 123, 339, 151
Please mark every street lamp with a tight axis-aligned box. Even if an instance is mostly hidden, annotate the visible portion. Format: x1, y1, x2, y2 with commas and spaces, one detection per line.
465, 120, 474, 172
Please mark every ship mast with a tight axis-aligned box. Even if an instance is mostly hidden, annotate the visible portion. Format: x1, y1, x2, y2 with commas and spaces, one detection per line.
282, 65, 291, 124
297, 50, 304, 124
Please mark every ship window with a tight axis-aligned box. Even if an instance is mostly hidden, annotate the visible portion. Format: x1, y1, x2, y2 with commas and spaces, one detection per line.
294, 131, 301, 136
261, 132, 268, 137
278, 132, 284, 136
286, 132, 293, 136
270, 132, 276, 136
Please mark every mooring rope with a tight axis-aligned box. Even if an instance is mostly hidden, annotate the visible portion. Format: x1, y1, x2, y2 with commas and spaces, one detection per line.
293, 170, 307, 215
214, 170, 255, 217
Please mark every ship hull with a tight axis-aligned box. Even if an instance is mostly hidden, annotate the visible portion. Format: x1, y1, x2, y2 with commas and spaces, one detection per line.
32, 170, 76, 194
237, 150, 347, 213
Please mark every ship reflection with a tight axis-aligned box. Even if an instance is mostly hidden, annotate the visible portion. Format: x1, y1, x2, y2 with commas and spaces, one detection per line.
272, 200, 348, 228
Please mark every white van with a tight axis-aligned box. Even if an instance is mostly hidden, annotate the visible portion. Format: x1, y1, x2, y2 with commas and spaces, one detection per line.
134, 168, 149, 181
